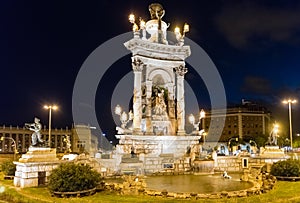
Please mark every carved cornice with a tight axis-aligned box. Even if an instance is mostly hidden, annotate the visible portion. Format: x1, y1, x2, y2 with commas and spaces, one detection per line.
175, 65, 188, 76
124, 38, 191, 61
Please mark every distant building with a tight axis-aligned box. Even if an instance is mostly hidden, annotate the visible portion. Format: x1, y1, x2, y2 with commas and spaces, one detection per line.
72, 125, 98, 155
0, 124, 98, 156
203, 102, 271, 142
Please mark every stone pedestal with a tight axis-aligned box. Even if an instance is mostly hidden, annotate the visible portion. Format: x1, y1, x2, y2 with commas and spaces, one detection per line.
18, 147, 58, 163
259, 146, 286, 158
115, 135, 200, 174
14, 147, 62, 188
116, 135, 201, 156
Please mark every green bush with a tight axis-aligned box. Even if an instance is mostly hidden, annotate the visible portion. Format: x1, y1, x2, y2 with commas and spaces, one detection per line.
271, 159, 300, 177
1, 160, 16, 176
48, 163, 101, 192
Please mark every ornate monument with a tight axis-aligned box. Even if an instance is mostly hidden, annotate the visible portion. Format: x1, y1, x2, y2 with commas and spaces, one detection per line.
115, 3, 201, 174
121, 3, 190, 136
14, 118, 59, 188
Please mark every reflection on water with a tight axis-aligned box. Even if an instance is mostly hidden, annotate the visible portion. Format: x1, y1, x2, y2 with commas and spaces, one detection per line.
145, 174, 253, 193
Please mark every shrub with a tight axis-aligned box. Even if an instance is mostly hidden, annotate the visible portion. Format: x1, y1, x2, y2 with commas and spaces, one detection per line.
1, 160, 16, 176
270, 159, 300, 177
48, 163, 101, 192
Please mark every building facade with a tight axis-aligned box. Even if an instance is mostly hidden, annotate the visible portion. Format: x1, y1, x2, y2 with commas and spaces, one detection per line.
0, 124, 98, 156
203, 103, 271, 142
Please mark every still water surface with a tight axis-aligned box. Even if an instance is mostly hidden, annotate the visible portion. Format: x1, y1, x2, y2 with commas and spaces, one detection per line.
145, 174, 253, 193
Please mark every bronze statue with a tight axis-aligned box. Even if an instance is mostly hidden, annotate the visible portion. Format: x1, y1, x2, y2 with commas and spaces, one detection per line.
149, 3, 165, 43
25, 117, 44, 147
148, 3, 165, 19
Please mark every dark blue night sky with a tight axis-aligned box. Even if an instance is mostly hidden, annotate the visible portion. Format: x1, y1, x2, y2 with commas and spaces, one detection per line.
0, 1, 299, 142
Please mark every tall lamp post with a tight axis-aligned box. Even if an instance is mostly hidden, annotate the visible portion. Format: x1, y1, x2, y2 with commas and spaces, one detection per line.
282, 99, 297, 150
44, 105, 58, 148
0, 136, 17, 160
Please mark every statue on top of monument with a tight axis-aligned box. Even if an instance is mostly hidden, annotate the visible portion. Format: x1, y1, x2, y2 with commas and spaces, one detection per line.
25, 117, 45, 147
148, 3, 166, 44
148, 3, 165, 19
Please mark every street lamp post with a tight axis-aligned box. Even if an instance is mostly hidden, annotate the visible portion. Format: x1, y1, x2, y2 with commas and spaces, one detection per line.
44, 105, 58, 148
0, 136, 17, 160
282, 99, 297, 150
188, 109, 206, 136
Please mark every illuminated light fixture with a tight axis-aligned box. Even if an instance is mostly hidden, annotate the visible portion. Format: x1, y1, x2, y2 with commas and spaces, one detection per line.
174, 23, 189, 45
140, 19, 146, 29
129, 14, 135, 24
128, 13, 140, 32
200, 109, 205, 119
189, 109, 206, 135
174, 27, 180, 34
115, 105, 133, 129
282, 99, 297, 104
183, 23, 189, 33
188, 114, 195, 125
114, 104, 122, 115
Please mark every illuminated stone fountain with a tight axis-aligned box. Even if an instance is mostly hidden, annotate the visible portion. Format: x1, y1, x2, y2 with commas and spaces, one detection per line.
115, 3, 201, 174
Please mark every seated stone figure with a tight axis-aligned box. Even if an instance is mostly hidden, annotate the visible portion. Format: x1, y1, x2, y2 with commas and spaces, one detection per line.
153, 90, 167, 116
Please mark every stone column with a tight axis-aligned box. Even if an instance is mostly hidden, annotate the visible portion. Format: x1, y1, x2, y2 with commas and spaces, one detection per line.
167, 83, 176, 135
15, 134, 19, 153
175, 65, 188, 135
238, 112, 243, 138
145, 81, 153, 134
1, 135, 4, 152
54, 134, 58, 149
262, 115, 266, 135
22, 134, 25, 152
132, 58, 144, 135
60, 135, 63, 152
9, 133, 12, 152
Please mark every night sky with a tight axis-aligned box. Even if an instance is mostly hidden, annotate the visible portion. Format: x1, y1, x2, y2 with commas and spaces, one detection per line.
1, 1, 299, 143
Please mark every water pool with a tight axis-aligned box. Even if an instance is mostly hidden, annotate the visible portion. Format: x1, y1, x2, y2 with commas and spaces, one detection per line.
145, 174, 253, 193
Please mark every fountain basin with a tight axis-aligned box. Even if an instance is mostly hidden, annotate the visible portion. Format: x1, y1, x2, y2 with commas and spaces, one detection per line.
145, 174, 253, 193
